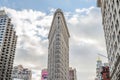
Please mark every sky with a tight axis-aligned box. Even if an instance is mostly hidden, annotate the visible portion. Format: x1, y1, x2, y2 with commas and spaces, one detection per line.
0, 0, 108, 80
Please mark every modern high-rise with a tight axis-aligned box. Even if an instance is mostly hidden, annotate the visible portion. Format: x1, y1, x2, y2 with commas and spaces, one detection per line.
97, 0, 120, 80
12, 65, 32, 80
0, 10, 17, 80
69, 67, 77, 80
48, 9, 70, 80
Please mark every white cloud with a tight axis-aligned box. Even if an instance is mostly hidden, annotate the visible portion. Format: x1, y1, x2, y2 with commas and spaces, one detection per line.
0, 7, 107, 80
75, 8, 89, 13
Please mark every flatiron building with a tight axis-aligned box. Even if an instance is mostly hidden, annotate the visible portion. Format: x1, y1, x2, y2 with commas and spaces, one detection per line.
48, 9, 70, 80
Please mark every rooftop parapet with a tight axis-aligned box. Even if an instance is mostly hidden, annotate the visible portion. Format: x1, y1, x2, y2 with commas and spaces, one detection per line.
0, 10, 6, 16
56, 8, 62, 13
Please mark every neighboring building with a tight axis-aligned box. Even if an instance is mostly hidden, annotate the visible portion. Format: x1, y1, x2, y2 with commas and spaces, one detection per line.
0, 10, 17, 80
41, 67, 77, 80
96, 58, 103, 80
13, 79, 23, 80
48, 9, 70, 80
41, 69, 48, 80
101, 66, 110, 80
69, 67, 77, 80
95, 78, 98, 80
97, 0, 120, 80
12, 65, 32, 80
96, 58, 110, 80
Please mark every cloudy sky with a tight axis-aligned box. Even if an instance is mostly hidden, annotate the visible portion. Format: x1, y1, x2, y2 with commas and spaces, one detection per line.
0, 0, 108, 80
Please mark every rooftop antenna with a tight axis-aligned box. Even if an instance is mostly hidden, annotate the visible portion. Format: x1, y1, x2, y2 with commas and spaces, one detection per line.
98, 53, 108, 59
